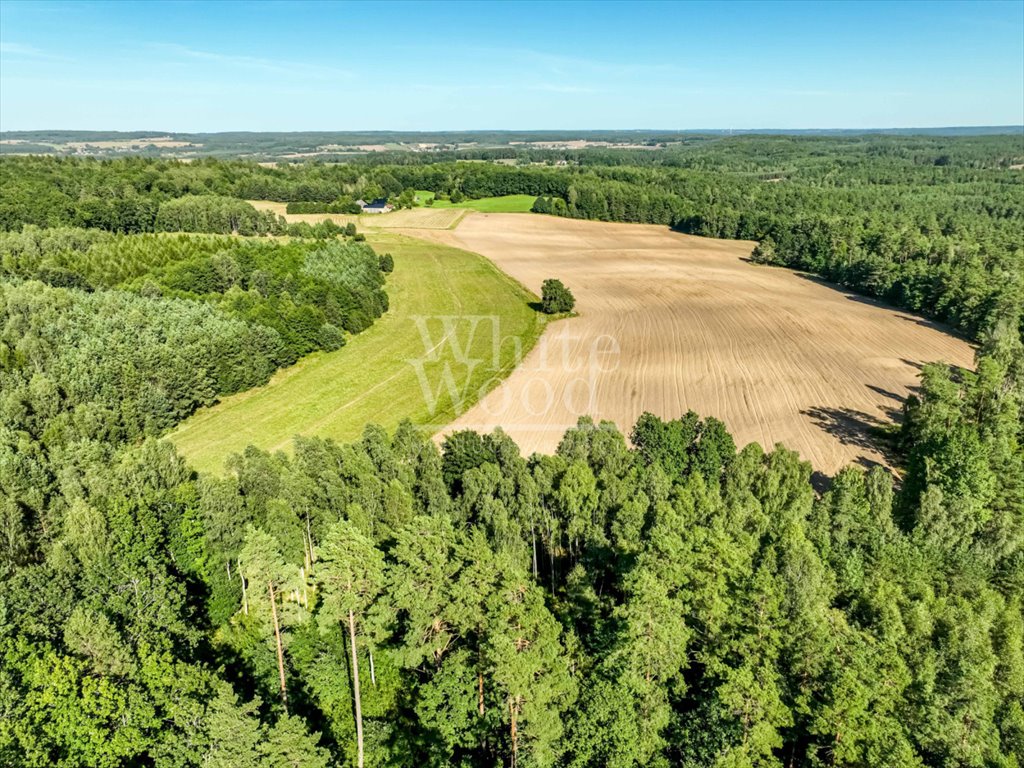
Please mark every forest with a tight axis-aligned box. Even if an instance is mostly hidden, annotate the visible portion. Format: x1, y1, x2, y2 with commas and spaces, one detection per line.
2, 134, 1022, 342
0, 135, 1022, 767
1, 361, 1021, 767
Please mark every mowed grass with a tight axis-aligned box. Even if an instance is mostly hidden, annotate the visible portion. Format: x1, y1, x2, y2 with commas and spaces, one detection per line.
415, 191, 536, 213
168, 232, 545, 474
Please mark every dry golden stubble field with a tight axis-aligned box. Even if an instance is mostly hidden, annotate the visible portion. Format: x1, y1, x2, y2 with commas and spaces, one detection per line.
426, 213, 975, 474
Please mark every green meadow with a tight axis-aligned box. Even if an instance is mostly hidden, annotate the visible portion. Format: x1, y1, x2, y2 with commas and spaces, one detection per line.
168, 233, 545, 474
414, 190, 537, 212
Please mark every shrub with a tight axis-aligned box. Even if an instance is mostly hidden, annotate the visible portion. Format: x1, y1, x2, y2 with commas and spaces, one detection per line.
541, 278, 575, 314
750, 236, 778, 265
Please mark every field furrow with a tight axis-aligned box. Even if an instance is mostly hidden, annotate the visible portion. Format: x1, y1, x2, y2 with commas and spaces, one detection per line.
432, 213, 976, 474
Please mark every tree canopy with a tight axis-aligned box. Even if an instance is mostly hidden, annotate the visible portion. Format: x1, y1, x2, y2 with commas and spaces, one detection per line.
541, 278, 576, 314
1, 136, 1022, 766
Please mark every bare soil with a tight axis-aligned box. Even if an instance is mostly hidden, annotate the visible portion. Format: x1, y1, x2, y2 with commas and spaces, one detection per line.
247, 201, 465, 230
425, 213, 975, 474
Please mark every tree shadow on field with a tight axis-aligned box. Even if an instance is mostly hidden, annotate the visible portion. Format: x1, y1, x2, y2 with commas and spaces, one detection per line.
809, 470, 833, 494
802, 404, 902, 470
803, 406, 883, 452
848, 301, 964, 336
866, 383, 913, 402
790, 273, 970, 340
810, 456, 889, 494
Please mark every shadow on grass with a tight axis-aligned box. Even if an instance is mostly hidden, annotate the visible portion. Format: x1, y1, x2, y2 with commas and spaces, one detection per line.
528, 301, 577, 319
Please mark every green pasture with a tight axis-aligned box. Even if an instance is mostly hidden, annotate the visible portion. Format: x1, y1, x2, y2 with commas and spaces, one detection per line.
415, 191, 537, 212
169, 233, 545, 474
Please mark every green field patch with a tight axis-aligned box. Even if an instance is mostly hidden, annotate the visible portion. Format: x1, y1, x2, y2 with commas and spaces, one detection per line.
169, 232, 545, 474
417, 191, 536, 213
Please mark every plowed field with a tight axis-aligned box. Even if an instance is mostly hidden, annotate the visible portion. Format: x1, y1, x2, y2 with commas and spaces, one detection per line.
432, 214, 975, 474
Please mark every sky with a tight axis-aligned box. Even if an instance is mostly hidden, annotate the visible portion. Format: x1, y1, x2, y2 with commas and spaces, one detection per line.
1, 0, 1022, 132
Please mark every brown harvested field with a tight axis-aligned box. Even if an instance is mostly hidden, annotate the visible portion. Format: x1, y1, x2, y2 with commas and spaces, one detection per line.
426, 213, 976, 475
66, 137, 195, 149
247, 201, 464, 230
362, 208, 466, 229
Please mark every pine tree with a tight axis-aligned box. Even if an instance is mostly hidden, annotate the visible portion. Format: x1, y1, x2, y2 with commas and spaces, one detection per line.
484, 557, 578, 768
238, 526, 300, 713
316, 520, 385, 768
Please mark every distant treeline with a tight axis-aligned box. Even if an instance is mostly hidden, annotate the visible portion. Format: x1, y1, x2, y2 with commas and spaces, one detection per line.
2, 127, 1020, 160
286, 200, 363, 215
3, 134, 1020, 343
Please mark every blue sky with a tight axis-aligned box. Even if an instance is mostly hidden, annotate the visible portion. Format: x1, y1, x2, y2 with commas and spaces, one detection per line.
1, 0, 1022, 131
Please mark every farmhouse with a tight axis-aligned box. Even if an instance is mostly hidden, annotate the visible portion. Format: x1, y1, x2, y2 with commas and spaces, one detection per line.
356, 198, 393, 214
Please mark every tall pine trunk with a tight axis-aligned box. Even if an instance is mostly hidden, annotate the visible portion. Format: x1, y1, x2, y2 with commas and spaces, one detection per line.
510, 700, 518, 768
269, 580, 288, 713
531, 522, 538, 579
348, 608, 365, 768
240, 565, 248, 615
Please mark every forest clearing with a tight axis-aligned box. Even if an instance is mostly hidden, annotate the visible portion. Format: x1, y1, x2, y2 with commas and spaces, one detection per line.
249, 193, 543, 227
173, 207, 976, 476
248, 198, 525, 228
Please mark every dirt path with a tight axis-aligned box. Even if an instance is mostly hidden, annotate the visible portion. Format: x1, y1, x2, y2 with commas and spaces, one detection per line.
426, 213, 975, 475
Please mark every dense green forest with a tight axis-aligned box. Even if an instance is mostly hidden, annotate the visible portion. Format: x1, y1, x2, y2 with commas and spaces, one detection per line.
1, 365, 1021, 766
1, 135, 1023, 766
0, 224, 391, 592
3, 134, 1022, 341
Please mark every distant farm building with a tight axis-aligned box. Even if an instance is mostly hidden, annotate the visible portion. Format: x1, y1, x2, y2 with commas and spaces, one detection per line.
356, 198, 393, 214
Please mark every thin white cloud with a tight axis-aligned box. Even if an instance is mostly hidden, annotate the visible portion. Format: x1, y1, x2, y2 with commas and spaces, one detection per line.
149, 42, 354, 80
494, 46, 687, 78
774, 88, 912, 99
407, 82, 598, 96
529, 83, 598, 94
0, 41, 67, 60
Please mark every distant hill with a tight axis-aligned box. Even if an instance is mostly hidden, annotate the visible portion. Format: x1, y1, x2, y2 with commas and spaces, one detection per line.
2, 126, 1021, 160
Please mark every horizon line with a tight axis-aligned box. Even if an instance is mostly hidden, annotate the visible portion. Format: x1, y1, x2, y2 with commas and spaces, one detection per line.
2, 125, 1024, 135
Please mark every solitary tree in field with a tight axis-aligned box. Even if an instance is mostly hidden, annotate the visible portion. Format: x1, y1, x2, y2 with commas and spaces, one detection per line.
750, 236, 778, 265
541, 279, 575, 314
